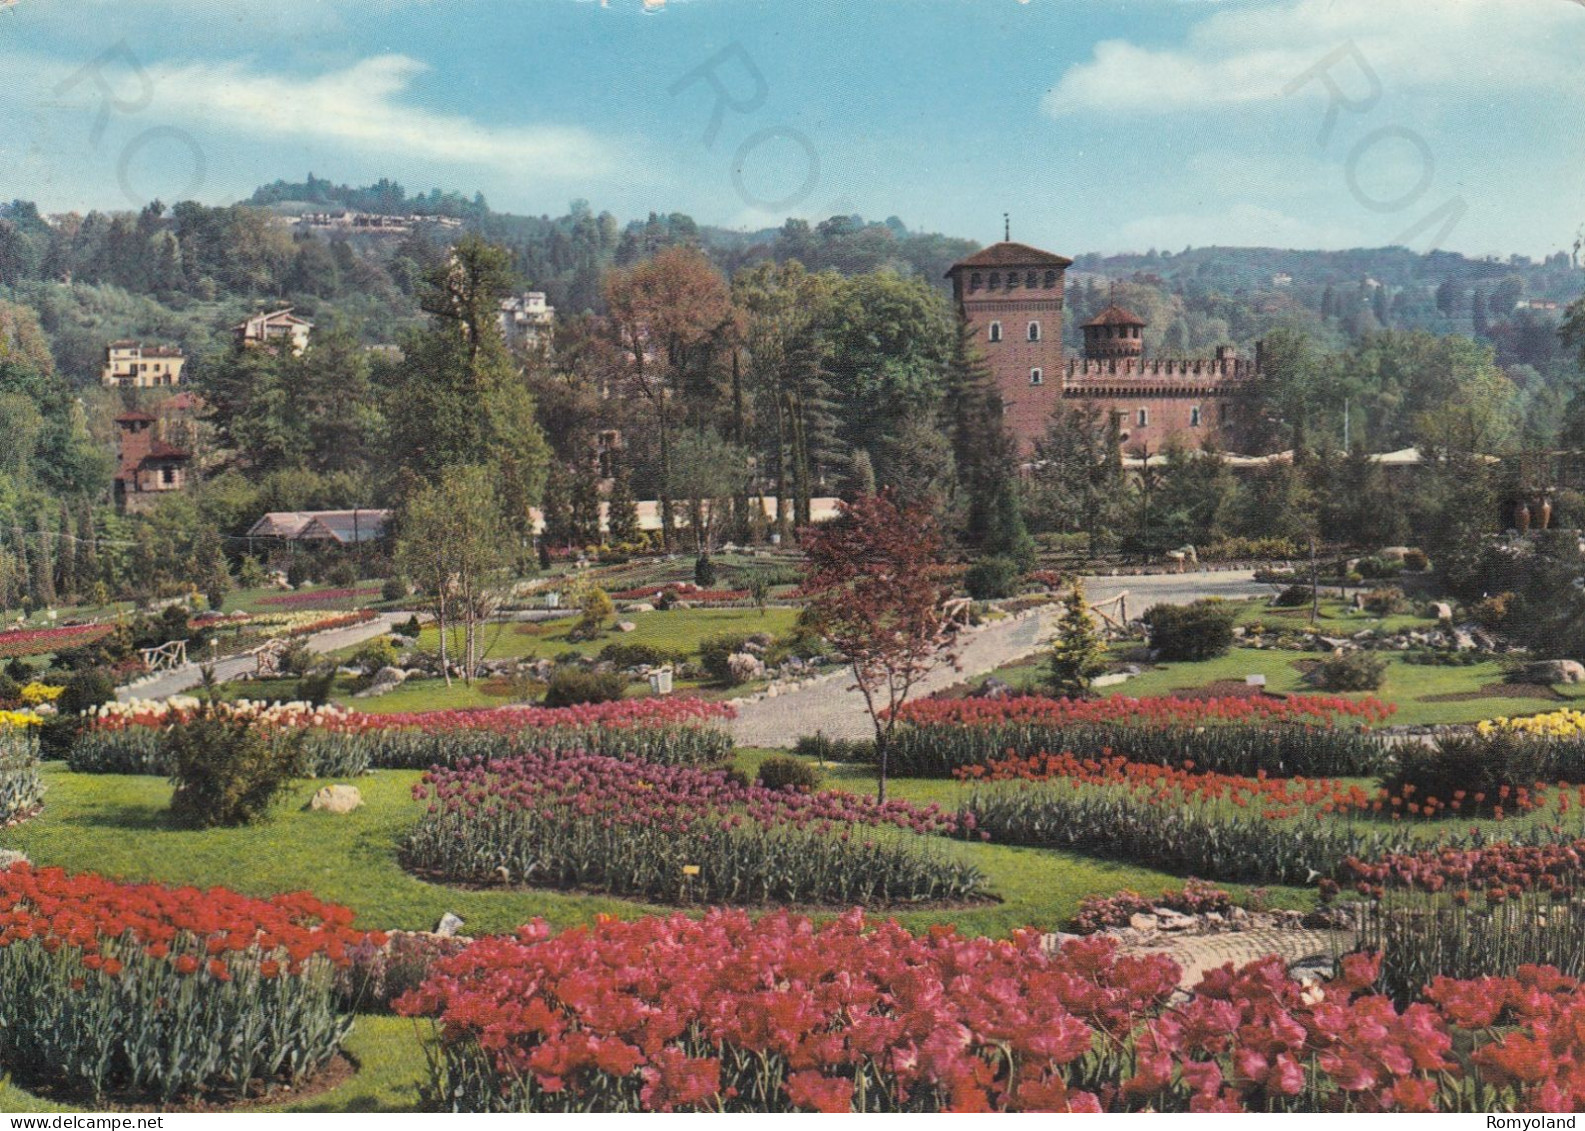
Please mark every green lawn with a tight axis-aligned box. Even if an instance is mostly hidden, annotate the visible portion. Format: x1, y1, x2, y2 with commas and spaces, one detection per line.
413, 606, 798, 664
961, 645, 1584, 728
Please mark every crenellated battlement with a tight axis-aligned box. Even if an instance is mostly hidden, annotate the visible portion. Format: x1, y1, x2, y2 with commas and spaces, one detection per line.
1061, 355, 1258, 385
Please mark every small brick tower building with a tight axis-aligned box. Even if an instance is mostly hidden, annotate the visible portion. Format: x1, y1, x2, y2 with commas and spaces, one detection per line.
947, 238, 1260, 455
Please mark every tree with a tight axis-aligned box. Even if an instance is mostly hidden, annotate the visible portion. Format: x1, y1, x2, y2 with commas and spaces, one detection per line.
603, 247, 734, 550
395, 465, 510, 686
605, 464, 642, 548
666, 427, 749, 557
1046, 579, 1108, 698
800, 492, 959, 802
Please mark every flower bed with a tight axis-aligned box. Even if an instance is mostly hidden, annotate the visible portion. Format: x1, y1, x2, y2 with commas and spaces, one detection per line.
608, 583, 751, 604
0, 864, 380, 1104
1332, 837, 1585, 997
250, 609, 378, 639
886, 694, 1394, 778
0, 623, 113, 659
257, 586, 384, 608
402, 751, 982, 906
1, 716, 44, 825
71, 698, 736, 775
397, 909, 1585, 1112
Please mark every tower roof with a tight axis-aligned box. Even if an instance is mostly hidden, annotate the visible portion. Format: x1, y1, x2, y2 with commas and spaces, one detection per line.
947, 241, 1074, 274
1083, 303, 1147, 329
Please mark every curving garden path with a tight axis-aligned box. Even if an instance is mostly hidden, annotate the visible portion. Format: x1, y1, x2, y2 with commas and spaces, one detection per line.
115, 612, 413, 702
730, 570, 1271, 748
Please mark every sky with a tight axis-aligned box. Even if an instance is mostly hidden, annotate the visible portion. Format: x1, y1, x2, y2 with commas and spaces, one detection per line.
1, 0, 1582, 258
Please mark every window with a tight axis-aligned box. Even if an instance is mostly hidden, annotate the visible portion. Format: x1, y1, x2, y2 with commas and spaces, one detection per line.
988, 321, 1002, 343
161, 467, 175, 486
970, 272, 982, 290
1044, 270, 1058, 288
1026, 271, 1038, 288
1137, 408, 1149, 427
1027, 321, 1041, 342
989, 273, 1000, 289
1190, 406, 1202, 427
1030, 367, 1043, 386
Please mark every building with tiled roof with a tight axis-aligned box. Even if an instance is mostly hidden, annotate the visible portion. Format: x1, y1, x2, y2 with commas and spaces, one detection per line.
234, 308, 313, 355
102, 341, 186, 388
946, 239, 1261, 454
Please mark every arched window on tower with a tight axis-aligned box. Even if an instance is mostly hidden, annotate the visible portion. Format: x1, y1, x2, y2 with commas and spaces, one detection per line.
1027, 321, 1041, 342
1137, 407, 1149, 428
988, 321, 1002, 343
1190, 406, 1202, 428
1030, 367, 1043, 386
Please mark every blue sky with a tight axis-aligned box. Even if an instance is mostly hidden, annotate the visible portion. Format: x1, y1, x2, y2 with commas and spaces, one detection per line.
2, 0, 1582, 257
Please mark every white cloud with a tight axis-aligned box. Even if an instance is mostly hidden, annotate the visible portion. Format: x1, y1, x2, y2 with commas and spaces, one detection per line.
1044, 0, 1585, 116
137, 54, 613, 179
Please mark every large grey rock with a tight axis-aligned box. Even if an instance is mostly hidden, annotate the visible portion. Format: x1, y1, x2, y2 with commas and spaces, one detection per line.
309, 784, 363, 814
1525, 659, 1585, 685
435, 912, 466, 937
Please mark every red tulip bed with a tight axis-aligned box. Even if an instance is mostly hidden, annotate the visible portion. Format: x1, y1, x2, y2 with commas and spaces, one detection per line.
0, 623, 113, 659
257, 586, 384, 608
886, 694, 1395, 778
0, 864, 381, 1105
1330, 839, 1585, 998
401, 750, 984, 906
395, 908, 1585, 1113
70, 697, 737, 776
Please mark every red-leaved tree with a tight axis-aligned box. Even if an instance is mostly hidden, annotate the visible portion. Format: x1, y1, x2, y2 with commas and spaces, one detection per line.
801, 491, 960, 802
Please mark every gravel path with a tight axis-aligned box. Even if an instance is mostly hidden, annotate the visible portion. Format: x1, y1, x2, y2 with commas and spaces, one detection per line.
730, 570, 1270, 748
1125, 927, 1355, 990
116, 612, 411, 702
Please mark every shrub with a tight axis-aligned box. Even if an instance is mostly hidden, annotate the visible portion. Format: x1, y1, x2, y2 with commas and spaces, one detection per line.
326, 561, 359, 589
1141, 600, 1236, 661
599, 642, 685, 669
1312, 650, 1388, 692
166, 700, 308, 828
382, 575, 410, 602
57, 666, 116, 716
964, 555, 1021, 600
1362, 586, 1407, 616
756, 755, 821, 792
286, 560, 313, 588
0, 671, 20, 705
1402, 548, 1430, 572
580, 586, 615, 630
542, 668, 628, 707
1474, 592, 1512, 630
1272, 584, 1313, 608
0, 865, 373, 1104
700, 633, 752, 684
1355, 555, 1404, 580
294, 667, 337, 707
694, 554, 717, 587
350, 635, 399, 675
793, 733, 875, 763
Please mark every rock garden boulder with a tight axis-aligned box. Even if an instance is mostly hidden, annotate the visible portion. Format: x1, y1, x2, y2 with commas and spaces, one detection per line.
309, 784, 363, 814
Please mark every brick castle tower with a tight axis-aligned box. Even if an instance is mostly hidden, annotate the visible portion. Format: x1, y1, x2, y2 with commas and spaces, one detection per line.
944, 241, 1072, 447
947, 237, 1259, 455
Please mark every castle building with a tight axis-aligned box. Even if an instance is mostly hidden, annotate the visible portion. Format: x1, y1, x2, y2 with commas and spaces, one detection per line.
113, 411, 190, 513
101, 341, 186, 388
946, 241, 1260, 454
